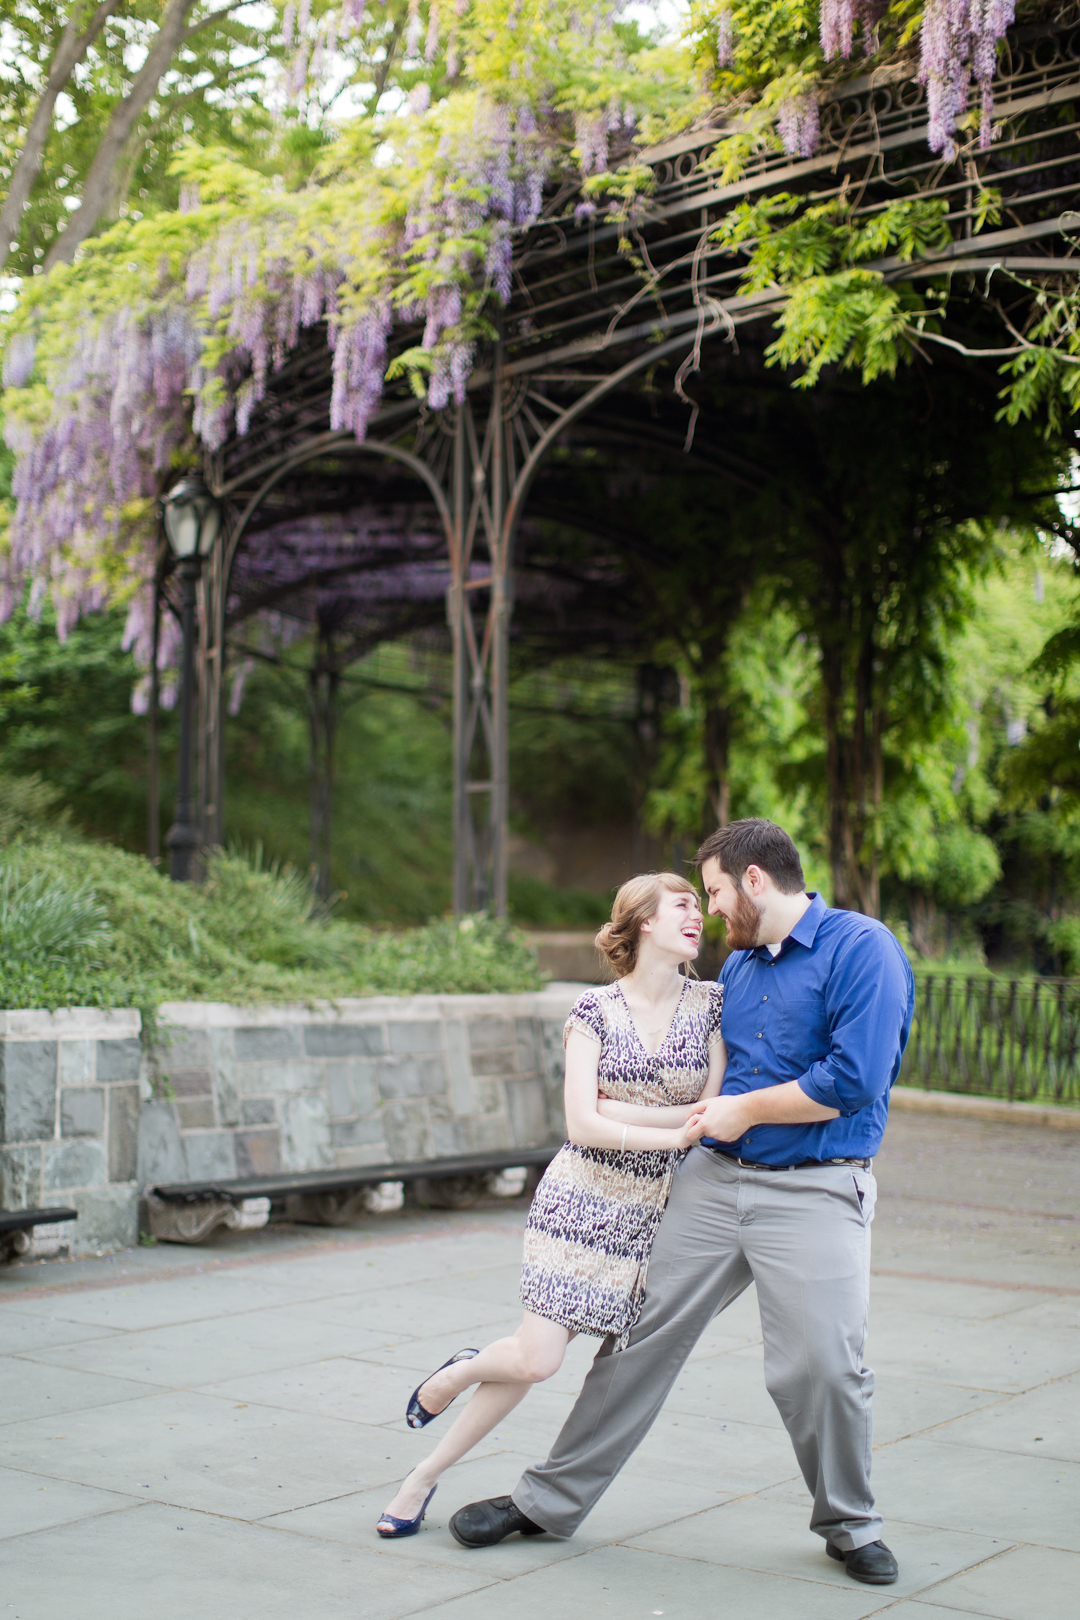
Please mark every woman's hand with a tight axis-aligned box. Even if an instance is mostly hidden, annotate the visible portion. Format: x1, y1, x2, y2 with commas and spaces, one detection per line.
685, 1094, 754, 1144
673, 1118, 698, 1151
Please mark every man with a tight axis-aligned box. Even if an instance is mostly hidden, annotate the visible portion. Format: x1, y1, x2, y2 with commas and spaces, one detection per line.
449, 818, 915, 1586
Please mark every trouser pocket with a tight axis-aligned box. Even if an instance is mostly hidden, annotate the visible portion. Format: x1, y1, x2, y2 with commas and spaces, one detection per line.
850, 1169, 877, 1225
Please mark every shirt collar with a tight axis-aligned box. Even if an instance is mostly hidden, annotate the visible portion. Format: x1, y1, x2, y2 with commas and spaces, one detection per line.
753, 892, 825, 960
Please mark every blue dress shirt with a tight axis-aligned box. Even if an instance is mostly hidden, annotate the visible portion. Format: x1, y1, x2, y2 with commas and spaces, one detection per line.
702, 892, 915, 1165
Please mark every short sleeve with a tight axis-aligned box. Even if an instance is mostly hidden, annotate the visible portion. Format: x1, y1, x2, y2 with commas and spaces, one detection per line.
707, 982, 725, 1049
564, 990, 605, 1048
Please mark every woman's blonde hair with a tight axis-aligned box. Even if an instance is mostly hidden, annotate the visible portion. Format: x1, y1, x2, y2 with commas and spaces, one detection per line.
595, 872, 700, 978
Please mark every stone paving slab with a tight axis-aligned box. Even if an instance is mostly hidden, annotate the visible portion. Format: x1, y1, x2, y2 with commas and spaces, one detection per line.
18, 1299, 398, 1386
882, 1606, 998, 1619
865, 1309, 1080, 1392
763, 1435, 1079, 1551
3, 1265, 334, 1331
0, 1388, 424, 1517
0, 1465, 138, 1543
0, 1356, 152, 1425
1, 1109, 1077, 1617
413, 1542, 892, 1620
931, 1373, 1080, 1464
916, 1542, 1080, 1620
625, 1495, 1009, 1598
0, 1305, 117, 1355
267, 1448, 730, 1577
0, 1501, 494, 1620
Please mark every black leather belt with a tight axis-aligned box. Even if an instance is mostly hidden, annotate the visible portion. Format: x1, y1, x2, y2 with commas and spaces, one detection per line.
708, 1149, 872, 1172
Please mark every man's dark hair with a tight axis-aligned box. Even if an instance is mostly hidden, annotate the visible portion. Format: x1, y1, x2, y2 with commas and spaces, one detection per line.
694, 819, 806, 894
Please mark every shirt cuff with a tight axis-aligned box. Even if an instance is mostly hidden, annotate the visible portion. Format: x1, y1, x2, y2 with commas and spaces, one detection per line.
797, 1068, 842, 1112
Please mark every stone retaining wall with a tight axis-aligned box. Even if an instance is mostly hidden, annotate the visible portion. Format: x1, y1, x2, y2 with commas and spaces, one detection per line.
0, 987, 580, 1255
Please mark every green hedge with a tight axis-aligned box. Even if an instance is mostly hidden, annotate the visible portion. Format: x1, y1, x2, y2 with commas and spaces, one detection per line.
0, 812, 544, 1017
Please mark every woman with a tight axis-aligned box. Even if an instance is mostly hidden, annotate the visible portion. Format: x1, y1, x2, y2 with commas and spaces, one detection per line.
376, 871, 725, 1538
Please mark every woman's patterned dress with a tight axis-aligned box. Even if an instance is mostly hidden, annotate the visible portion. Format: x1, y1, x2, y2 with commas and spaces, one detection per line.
520, 977, 724, 1349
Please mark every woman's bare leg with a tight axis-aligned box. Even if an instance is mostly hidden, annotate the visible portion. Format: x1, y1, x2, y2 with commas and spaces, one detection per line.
379, 1315, 569, 1525
414, 1313, 570, 1415
380, 1381, 530, 1521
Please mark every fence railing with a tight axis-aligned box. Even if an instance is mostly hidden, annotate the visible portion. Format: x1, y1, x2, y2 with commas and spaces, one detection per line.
903, 974, 1080, 1105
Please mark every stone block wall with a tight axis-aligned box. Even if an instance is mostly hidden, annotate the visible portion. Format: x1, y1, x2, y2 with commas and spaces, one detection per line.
1, 987, 581, 1255
0, 1008, 144, 1253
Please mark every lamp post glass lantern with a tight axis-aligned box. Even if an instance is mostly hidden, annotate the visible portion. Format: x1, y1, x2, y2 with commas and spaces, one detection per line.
162, 475, 221, 881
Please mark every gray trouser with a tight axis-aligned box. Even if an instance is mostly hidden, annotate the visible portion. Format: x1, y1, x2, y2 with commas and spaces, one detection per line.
513, 1144, 881, 1550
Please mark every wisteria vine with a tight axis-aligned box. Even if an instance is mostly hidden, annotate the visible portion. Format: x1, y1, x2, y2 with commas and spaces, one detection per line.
1, 0, 1030, 686
816, 0, 1015, 157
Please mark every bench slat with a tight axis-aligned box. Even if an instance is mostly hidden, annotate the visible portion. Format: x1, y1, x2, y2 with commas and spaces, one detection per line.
0, 1207, 79, 1233
151, 1142, 563, 1204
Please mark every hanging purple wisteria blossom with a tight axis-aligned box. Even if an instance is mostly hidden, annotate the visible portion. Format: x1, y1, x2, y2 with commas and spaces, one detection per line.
2, 304, 200, 665
406, 0, 423, 57
400, 99, 548, 410
2, 331, 36, 388
920, 0, 1014, 155
330, 301, 393, 436
2, 68, 552, 677
574, 109, 610, 176
426, 0, 441, 61
819, 0, 857, 60
716, 8, 734, 68
819, 0, 1014, 156
776, 93, 820, 158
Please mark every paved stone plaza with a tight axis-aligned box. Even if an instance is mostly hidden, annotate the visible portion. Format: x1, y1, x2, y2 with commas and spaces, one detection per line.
1, 1109, 1077, 1620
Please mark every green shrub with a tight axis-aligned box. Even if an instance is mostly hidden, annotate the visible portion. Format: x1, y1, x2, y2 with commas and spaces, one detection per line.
0, 810, 544, 1012
0, 865, 110, 965
508, 871, 612, 928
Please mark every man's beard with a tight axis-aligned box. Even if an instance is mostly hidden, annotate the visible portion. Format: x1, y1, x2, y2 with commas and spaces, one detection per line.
724, 884, 764, 950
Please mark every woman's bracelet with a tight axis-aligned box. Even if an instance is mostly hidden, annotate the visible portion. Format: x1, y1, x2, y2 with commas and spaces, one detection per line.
620, 1125, 628, 1153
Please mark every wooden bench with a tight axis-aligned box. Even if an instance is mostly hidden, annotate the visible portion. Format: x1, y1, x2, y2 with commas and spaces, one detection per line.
147, 1143, 562, 1243
0, 1207, 79, 1264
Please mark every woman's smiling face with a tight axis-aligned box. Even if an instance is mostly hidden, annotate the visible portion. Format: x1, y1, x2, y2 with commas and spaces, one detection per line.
640, 886, 703, 963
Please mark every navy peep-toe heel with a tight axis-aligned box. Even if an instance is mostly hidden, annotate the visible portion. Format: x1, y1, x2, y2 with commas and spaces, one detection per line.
376, 1484, 437, 1539
406, 1347, 479, 1429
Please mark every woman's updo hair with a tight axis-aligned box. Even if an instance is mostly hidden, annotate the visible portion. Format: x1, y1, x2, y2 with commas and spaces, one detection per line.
595, 872, 700, 978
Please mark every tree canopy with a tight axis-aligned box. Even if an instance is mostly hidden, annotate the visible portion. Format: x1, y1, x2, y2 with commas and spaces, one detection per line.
2, 1, 1077, 652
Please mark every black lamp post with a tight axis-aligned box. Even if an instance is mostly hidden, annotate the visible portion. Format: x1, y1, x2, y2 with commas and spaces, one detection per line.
161, 474, 222, 881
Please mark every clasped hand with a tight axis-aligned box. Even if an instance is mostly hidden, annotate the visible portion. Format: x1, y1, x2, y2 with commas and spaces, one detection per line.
683, 1094, 754, 1145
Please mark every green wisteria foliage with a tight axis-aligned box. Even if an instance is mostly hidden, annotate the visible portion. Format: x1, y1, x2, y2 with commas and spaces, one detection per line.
1, 0, 1077, 653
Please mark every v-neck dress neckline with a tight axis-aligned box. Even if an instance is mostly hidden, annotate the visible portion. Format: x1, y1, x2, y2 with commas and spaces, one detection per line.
616, 976, 689, 1061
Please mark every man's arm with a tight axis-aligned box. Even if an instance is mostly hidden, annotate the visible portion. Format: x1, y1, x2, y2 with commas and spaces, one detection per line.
686, 926, 912, 1145
797, 928, 912, 1114
685, 1081, 838, 1145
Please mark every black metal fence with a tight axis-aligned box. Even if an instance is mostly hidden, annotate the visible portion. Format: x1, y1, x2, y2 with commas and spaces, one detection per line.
903, 974, 1080, 1105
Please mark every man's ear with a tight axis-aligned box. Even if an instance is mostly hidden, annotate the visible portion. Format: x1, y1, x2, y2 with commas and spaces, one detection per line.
743, 863, 768, 895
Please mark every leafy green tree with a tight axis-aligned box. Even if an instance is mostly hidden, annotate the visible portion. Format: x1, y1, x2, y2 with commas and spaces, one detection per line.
0, 597, 166, 848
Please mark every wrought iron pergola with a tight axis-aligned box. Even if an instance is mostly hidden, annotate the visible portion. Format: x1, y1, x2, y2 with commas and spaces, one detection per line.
188, 14, 1080, 912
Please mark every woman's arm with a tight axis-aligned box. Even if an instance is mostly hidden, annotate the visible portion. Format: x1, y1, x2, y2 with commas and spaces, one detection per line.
596, 1098, 700, 1127
564, 1030, 692, 1151
596, 1036, 728, 1128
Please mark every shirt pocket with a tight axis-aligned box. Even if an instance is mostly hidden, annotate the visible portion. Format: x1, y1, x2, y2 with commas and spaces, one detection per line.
777, 997, 830, 1066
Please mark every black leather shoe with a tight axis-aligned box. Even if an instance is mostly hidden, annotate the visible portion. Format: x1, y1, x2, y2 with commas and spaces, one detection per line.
827, 1540, 899, 1584
449, 1496, 545, 1548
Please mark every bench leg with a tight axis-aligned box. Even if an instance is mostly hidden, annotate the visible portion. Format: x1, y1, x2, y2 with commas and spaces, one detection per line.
147, 1195, 270, 1244
0, 1230, 31, 1265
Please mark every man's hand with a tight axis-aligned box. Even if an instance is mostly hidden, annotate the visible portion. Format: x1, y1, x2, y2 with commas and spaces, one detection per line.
685, 1094, 755, 1145
686, 1081, 841, 1146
